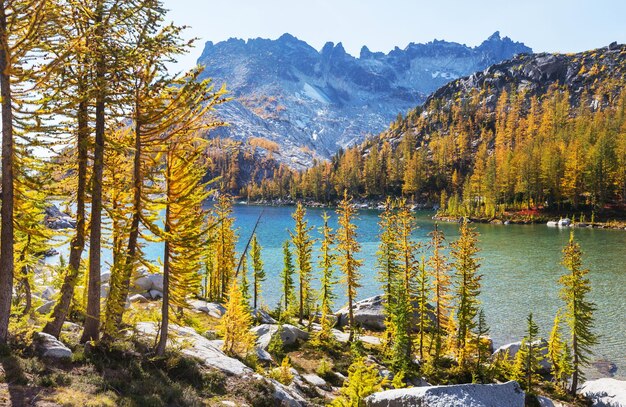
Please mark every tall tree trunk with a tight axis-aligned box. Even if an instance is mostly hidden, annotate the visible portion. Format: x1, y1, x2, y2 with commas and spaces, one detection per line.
155, 157, 171, 356
102, 99, 142, 340
81, 1, 105, 342
0, 3, 15, 344
44, 90, 88, 338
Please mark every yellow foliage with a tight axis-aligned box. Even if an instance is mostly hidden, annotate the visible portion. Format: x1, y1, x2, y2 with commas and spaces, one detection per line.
249, 137, 279, 152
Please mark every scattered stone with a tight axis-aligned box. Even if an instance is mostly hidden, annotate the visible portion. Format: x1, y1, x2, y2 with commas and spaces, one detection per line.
100, 283, 110, 298
101, 272, 111, 284
266, 376, 308, 407
148, 274, 164, 292
149, 289, 163, 299
579, 378, 626, 407
36, 300, 55, 314
492, 340, 550, 372
62, 322, 81, 333
252, 308, 277, 324
34, 332, 73, 359
133, 276, 153, 292
536, 395, 569, 407
189, 299, 226, 318
41, 286, 57, 301
302, 373, 329, 390
336, 295, 435, 332
135, 322, 251, 376
129, 294, 149, 303
251, 324, 309, 350
256, 347, 273, 363
365, 380, 525, 407
591, 359, 618, 377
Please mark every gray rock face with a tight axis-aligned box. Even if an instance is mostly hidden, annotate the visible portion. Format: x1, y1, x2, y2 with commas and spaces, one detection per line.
579, 378, 626, 407
427, 44, 626, 114
492, 339, 550, 372
302, 373, 329, 390
252, 308, 277, 324
135, 322, 251, 376
128, 294, 149, 303
148, 289, 163, 299
188, 299, 226, 318
36, 300, 55, 314
148, 274, 163, 292
133, 276, 153, 292
251, 324, 309, 350
336, 295, 435, 332
34, 332, 73, 359
41, 286, 57, 301
365, 380, 525, 407
198, 32, 530, 169
44, 205, 76, 230
100, 283, 110, 298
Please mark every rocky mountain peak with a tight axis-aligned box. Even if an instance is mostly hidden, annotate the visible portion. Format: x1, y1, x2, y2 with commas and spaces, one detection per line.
198, 32, 532, 168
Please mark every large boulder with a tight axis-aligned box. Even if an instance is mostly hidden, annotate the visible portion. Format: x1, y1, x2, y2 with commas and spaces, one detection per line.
148, 274, 163, 292
129, 294, 149, 303
36, 300, 55, 315
252, 308, 277, 324
336, 295, 435, 332
492, 340, 550, 372
133, 276, 153, 292
41, 286, 57, 301
579, 378, 626, 407
100, 283, 110, 298
251, 324, 309, 350
188, 299, 226, 318
135, 322, 251, 376
365, 381, 525, 407
34, 332, 73, 359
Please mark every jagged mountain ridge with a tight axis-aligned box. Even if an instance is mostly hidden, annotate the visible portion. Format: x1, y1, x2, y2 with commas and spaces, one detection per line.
198, 32, 531, 169
381, 41, 626, 145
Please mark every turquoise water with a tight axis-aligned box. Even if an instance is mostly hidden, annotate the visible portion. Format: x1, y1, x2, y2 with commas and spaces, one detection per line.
224, 205, 626, 379
47, 204, 626, 378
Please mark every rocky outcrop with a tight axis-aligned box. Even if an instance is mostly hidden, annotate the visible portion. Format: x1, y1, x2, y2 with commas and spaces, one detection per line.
34, 332, 73, 359
336, 295, 435, 332
44, 205, 76, 230
198, 32, 530, 168
251, 324, 309, 350
492, 340, 550, 372
426, 44, 626, 114
252, 308, 277, 324
579, 378, 626, 407
135, 322, 251, 376
365, 380, 525, 407
188, 299, 226, 318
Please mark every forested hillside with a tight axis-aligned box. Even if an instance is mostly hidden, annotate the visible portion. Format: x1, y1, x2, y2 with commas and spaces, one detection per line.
247, 44, 626, 218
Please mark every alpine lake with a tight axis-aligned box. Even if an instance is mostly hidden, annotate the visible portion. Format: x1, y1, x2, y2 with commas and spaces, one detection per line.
46, 203, 626, 379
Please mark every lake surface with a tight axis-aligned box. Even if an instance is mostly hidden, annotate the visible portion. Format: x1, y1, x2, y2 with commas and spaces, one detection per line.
46, 203, 626, 378
228, 205, 626, 379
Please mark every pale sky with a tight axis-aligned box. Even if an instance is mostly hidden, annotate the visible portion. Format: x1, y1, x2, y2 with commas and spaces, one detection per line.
161, 0, 626, 72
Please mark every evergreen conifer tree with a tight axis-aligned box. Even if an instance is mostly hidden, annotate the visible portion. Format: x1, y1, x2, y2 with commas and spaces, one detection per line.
427, 224, 451, 362
219, 281, 256, 358
512, 313, 545, 393
336, 191, 363, 342
330, 357, 386, 407
280, 240, 296, 317
251, 234, 265, 309
547, 310, 573, 392
316, 212, 337, 344
559, 232, 598, 395
451, 219, 482, 367
290, 202, 315, 324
